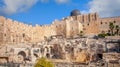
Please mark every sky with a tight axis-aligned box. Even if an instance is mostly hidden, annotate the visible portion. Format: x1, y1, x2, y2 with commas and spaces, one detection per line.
0, 0, 120, 25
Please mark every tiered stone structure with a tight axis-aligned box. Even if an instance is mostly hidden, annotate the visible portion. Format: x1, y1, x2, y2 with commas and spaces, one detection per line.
0, 10, 120, 44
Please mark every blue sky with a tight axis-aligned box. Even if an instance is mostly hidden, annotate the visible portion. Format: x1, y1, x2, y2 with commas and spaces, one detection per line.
0, 0, 120, 25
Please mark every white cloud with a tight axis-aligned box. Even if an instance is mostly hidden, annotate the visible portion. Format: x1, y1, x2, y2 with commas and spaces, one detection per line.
55, 0, 70, 4
0, 0, 38, 15
88, 0, 120, 17
0, 0, 71, 16
40, 0, 49, 3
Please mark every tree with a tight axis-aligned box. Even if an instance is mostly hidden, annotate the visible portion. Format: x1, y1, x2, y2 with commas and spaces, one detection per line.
34, 57, 54, 67
109, 22, 115, 35
115, 25, 119, 35
79, 31, 84, 36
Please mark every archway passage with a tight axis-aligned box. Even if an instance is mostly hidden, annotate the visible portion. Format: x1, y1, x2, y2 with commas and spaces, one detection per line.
18, 51, 26, 58
46, 53, 50, 58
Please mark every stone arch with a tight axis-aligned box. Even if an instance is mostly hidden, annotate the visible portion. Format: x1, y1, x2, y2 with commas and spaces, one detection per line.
18, 51, 26, 58
46, 53, 50, 58
45, 46, 49, 53
17, 51, 26, 62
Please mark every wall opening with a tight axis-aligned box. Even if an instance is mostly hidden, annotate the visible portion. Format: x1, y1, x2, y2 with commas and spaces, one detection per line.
97, 54, 103, 59
18, 51, 26, 60
46, 53, 50, 58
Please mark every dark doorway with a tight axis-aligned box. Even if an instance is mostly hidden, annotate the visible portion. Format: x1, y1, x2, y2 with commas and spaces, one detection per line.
18, 51, 26, 60
46, 53, 50, 58
97, 54, 103, 59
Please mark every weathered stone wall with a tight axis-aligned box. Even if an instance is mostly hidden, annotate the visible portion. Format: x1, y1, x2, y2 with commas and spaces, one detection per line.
0, 12, 120, 44
99, 17, 120, 33
0, 16, 5, 44
53, 17, 83, 38
68, 13, 100, 35
0, 17, 56, 44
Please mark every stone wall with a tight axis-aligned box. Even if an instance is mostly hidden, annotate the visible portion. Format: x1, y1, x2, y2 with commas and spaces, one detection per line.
99, 16, 120, 33
52, 17, 83, 38
0, 12, 120, 44
68, 13, 100, 35
0, 16, 56, 44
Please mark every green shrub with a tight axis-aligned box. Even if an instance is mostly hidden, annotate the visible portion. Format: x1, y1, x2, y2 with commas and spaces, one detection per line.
98, 33, 108, 38
34, 57, 54, 67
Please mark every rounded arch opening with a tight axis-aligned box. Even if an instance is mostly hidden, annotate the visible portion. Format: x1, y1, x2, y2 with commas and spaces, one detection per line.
18, 51, 26, 57
46, 53, 50, 58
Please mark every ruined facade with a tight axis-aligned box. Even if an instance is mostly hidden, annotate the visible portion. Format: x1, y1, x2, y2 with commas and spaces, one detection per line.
0, 35, 120, 64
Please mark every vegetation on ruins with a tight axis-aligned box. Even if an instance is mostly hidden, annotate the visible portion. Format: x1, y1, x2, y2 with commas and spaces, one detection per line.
98, 22, 119, 38
98, 33, 108, 38
34, 57, 54, 67
109, 22, 115, 35
79, 31, 84, 37
98, 30, 109, 38
115, 25, 119, 35
109, 22, 120, 36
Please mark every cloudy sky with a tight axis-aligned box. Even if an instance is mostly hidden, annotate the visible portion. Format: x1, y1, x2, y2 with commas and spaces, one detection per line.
0, 0, 120, 25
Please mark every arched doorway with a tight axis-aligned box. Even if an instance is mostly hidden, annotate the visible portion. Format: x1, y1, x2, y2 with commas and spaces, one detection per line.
17, 51, 26, 62
45, 47, 49, 53
18, 51, 26, 58
46, 53, 50, 58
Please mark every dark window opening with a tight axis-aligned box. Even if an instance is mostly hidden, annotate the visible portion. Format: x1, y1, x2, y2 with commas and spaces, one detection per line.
97, 54, 103, 59
114, 20, 116, 23
22, 33, 25, 37
46, 53, 50, 58
13, 39, 15, 42
87, 23, 89, 26
4, 34, 6, 36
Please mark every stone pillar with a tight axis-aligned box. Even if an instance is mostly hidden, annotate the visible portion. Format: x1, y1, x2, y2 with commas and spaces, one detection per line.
65, 20, 71, 38
78, 21, 83, 34
89, 13, 92, 22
